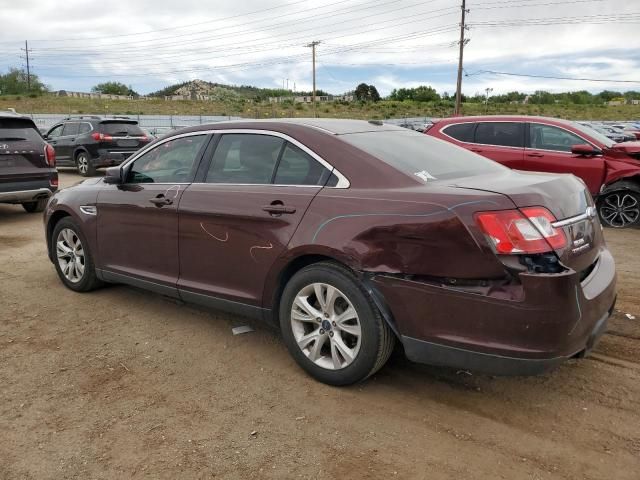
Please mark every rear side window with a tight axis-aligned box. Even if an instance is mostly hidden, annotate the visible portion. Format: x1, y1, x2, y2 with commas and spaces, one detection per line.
62, 122, 80, 136
475, 122, 524, 147
0, 118, 42, 142
206, 134, 284, 184
341, 130, 505, 182
100, 122, 144, 136
274, 143, 330, 186
78, 123, 92, 134
442, 123, 474, 142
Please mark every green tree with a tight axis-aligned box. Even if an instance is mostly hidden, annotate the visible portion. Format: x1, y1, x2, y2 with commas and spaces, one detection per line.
91, 81, 138, 96
354, 83, 381, 102
0, 68, 47, 95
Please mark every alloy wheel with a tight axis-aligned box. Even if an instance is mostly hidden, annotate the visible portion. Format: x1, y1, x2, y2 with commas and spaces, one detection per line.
77, 155, 88, 175
56, 228, 85, 283
290, 282, 362, 370
599, 192, 640, 228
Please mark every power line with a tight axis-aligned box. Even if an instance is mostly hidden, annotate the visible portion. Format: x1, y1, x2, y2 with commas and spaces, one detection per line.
467, 69, 640, 84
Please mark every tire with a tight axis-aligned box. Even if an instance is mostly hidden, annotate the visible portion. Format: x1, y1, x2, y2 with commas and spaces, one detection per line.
597, 189, 640, 228
76, 151, 95, 177
22, 198, 47, 213
51, 217, 102, 292
279, 262, 395, 386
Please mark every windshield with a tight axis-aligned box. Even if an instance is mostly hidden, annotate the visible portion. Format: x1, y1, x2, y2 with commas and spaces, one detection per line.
570, 122, 615, 148
340, 130, 506, 182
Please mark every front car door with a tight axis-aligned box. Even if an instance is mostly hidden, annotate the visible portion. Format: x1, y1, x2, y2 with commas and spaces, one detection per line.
96, 132, 210, 296
177, 131, 335, 315
57, 122, 80, 164
45, 124, 67, 164
524, 122, 606, 195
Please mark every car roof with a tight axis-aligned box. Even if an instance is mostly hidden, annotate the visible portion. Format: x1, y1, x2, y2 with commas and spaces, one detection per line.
185, 118, 406, 135
434, 115, 578, 127
0, 111, 37, 126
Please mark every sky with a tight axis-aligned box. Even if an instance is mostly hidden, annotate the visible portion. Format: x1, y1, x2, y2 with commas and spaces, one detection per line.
0, 0, 638, 96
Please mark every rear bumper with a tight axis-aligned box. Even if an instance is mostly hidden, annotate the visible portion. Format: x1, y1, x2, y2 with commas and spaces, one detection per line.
0, 177, 56, 204
372, 248, 617, 375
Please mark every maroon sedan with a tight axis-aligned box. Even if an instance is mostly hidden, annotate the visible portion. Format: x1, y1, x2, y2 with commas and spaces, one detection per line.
426, 115, 640, 228
44, 119, 616, 385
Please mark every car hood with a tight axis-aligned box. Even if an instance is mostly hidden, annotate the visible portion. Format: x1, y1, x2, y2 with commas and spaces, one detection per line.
609, 141, 640, 156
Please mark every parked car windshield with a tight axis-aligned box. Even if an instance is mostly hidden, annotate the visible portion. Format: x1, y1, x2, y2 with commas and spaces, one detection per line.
341, 130, 506, 182
0, 118, 42, 142
100, 122, 145, 136
570, 122, 615, 148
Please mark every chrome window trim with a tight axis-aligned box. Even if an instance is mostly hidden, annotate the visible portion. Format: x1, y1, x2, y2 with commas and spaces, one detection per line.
440, 120, 601, 155
119, 129, 350, 189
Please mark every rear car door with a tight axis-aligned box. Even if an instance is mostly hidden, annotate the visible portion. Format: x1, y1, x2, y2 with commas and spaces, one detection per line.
471, 122, 525, 168
524, 122, 606, 195
178, 131, 333, 311
96, 133, 210, 296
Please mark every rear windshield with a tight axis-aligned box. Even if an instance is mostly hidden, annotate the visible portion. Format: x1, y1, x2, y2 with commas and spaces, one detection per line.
99, 122, 144, 136
340, 130, 505, 182
0, 118, 42, 142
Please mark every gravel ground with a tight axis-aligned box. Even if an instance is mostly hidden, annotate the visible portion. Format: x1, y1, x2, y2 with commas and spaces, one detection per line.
1, 172, 639, 479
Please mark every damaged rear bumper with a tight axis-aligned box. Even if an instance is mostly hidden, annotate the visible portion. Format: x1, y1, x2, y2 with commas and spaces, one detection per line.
371, 248, 617, 375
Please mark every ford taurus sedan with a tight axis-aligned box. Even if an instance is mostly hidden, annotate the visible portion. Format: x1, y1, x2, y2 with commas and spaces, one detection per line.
44, 119, 616, 385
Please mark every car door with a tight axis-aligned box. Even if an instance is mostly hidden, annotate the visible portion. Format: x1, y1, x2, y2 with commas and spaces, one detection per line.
470, 122, 525, 169
524, 122, 606, 195
44, 124, 68, 164
57, 122, 80, 164
96, 133, 210, 296
177, 132, 332, 313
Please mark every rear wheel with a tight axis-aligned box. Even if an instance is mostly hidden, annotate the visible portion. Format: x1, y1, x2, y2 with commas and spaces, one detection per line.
52, 217, 102, 292
76, 151, 95, 177
279, 262, 394, 386
21, 198, 47, 213
598, 190, 640, 228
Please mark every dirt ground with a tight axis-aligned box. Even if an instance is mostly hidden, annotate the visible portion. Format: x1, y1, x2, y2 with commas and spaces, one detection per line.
1, 172, 639, 480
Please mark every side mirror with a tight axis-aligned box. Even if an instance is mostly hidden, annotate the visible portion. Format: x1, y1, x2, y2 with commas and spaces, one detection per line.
571, 144, 600, 156
103, 166, 123, 184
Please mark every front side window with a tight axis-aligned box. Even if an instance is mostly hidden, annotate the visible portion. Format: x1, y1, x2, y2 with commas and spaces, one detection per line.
127, 135, 207, 183
206, 134, 284, 184
274, 143, 330, 186
529, 124, 585, 152
443, 123, 475, 142
62, 122, 80, 137
474, 122, 524, 147
47, 124, 64, 138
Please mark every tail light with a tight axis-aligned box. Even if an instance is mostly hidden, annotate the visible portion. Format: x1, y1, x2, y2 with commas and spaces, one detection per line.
474, 207, 567, 254
44, 143, 56, 167
50, 177, 59, 187
91, 132, 113, 142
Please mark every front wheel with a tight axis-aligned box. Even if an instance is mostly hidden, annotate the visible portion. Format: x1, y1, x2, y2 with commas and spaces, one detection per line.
279, 262, 394, 386
51, 217, 102, 292
598, 190, 640, 228
76, 152, 95, 177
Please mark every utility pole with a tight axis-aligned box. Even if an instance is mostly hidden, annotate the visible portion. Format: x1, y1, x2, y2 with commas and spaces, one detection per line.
484, 87, 493, 113
21, 40, 32, 91
306, 41, 321, 117
454, 0, 468, 116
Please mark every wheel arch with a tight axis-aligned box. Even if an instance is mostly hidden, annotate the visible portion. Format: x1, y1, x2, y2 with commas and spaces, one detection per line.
46, 209, 73, 262
73, 147, 90, 161
601, 176, 640, 195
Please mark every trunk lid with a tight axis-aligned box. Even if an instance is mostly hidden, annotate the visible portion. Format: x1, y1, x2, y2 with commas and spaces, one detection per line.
450, 169, 602, 273
0, 118, 49, 183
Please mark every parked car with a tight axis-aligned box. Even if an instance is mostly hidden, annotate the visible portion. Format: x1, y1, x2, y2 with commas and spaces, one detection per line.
0, 111, 57, 212
44, 119, 616, 385
584, 124, 628, 143
426, 115, 640, 228
609, 123, 640, 140
44, 116, 151, 176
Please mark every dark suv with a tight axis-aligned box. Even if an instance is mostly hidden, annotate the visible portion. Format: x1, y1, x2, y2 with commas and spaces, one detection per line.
0, 112, 57, 213
44, 116, 150, 176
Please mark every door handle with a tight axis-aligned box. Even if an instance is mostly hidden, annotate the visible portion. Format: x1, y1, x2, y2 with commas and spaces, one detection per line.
149, 194, 173, 207
527, 152, 544, 157
262, 204, 296, 215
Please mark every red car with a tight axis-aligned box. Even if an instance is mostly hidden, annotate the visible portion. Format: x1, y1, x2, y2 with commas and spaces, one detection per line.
426, 115, 640, 228
44, 120, 616, 385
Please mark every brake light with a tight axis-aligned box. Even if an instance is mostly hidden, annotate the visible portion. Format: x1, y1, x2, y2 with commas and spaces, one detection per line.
474, 207, 567, 254
50, 177, 59, 187
44, 143, 56, 167
91, 132, 113, 142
